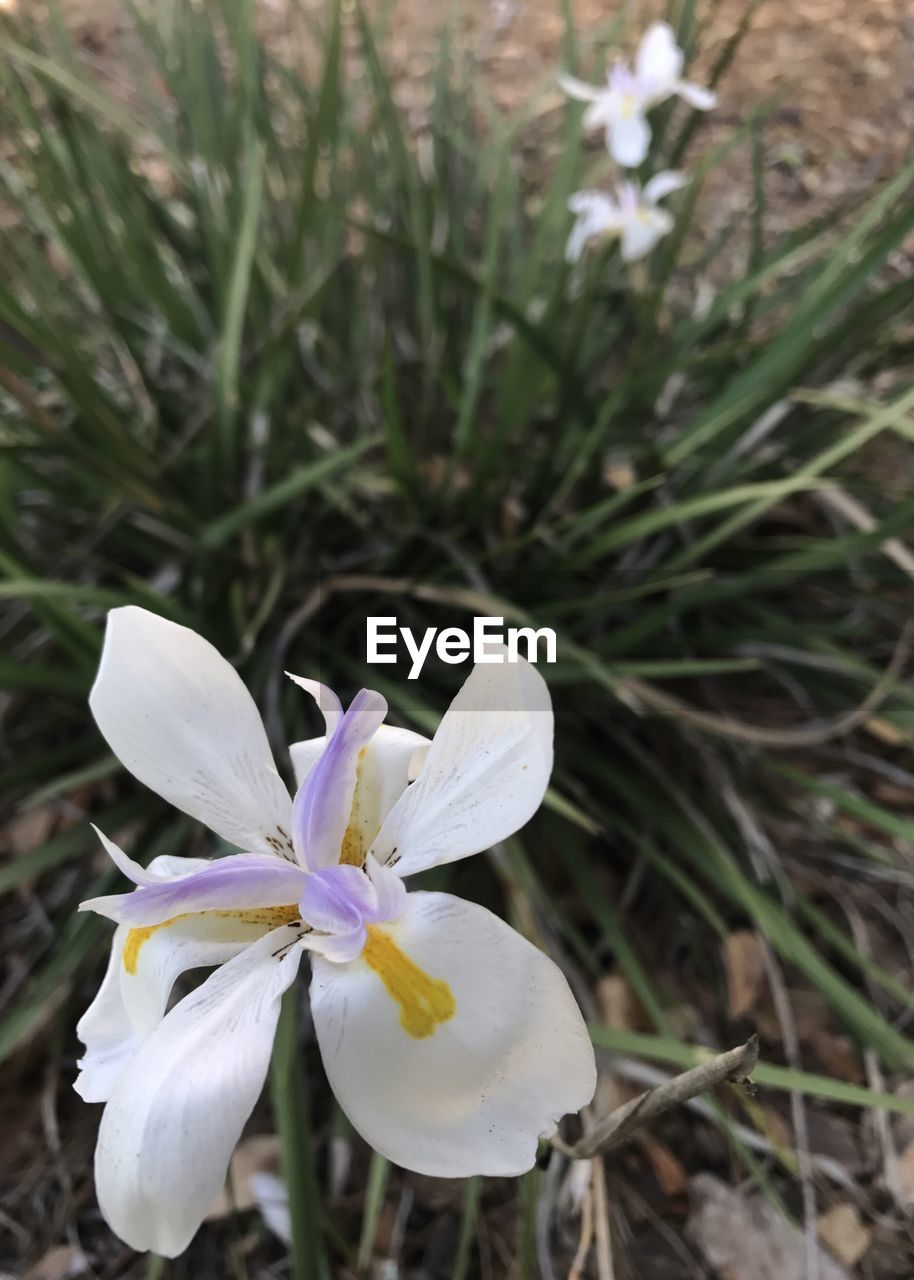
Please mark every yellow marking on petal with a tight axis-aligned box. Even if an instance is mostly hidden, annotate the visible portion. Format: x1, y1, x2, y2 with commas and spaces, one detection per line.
339, 747, 369, 867
362, 924, 455, 1039
339, 825, 364, 867
122, 905, 301, 975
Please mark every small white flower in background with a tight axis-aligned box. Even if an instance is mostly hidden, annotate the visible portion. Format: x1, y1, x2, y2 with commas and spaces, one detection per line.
75, 607, 596, 1257
559, 22, 716, 167
249, 1172, 292, 1245
566, 171, 687, 263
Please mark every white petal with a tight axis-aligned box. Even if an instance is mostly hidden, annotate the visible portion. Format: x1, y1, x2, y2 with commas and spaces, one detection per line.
620, 208, 673, 261
565, 220, 589, 264
249, 1171, 292, 1244
89, 608, 293, 858
566, 192, 620, 262
119, 909, 292, 1037
371, 655, 552, 877
581, 97, 614, 131
344, 725, 432, 861
94, 927, 303, 1257
75, 925, 142, 1103
289, 723, 431, 861
75, 854, 209, 1101
288, 734, 329, 788
557, 72, 602, 102
75, 858, 288, 1102
675, 79, 717, 110
635, 21, 683, 89
608, 112, 651, 167
285, 674, 343, 736
92, 825, 210, 886
642, 170, 688, 204
310, 892, 595, 1177
567, 190, 616, 220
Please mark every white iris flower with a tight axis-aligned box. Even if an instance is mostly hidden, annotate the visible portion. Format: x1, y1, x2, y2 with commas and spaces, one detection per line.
560, 22, 716, 168
75, 607, 596, 1257
566, 171, 687, 263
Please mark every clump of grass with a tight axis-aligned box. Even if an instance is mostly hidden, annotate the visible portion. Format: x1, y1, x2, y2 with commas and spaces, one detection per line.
2, 0, 914, 1275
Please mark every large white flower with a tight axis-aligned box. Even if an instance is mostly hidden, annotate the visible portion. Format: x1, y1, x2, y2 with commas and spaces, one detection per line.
560, 22, 716, 167
76, 607, 596, 1257
566, 171, 686, 264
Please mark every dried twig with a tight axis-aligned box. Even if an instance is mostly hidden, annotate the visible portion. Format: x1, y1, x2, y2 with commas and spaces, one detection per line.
590, 1157, 615, 1280
558, 1037, 759, 1160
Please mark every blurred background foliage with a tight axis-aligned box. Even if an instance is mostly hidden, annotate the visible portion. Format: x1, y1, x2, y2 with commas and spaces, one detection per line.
2, 0, 914, 1276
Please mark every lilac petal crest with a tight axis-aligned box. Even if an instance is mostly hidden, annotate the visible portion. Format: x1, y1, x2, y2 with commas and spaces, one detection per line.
365, 855, 408, 922
290, 688, 387, 870
298, 860, 407, 940
80, 854, 309, 926
298, 865, 375, 934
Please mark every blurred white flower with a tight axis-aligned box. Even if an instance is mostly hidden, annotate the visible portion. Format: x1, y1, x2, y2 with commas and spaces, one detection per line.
566, 172, 687, 263
560, 22, 716, 167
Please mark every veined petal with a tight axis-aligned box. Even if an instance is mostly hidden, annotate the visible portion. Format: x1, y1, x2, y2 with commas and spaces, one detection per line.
92, 825, 210, 887
89, 608, 293, 859
75, 893, 286, 1101
94, 926, 303, 1257
120, 909, 294, 1037
310, 892, 595, 1177
642, 170, 688, 205
620, 207, 673, 261
289, 725, 431, 865
674, 79, 717, 110
298, 864, 377, 934
608, 112, 651, 167
635, 21, 683, 91
371, 654, 552, 877
80, 853, 308, 926
290, 688, 388, 870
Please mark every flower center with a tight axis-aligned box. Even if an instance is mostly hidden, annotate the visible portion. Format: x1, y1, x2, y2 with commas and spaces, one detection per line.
122, 905, 302, 974
362, 924, 456, 1038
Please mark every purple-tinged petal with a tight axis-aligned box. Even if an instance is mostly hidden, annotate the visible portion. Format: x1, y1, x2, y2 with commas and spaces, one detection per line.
364, 856, 407, 924
291, 688, 387, 870
298, 864, 378, 934
80, 854, 308, 926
